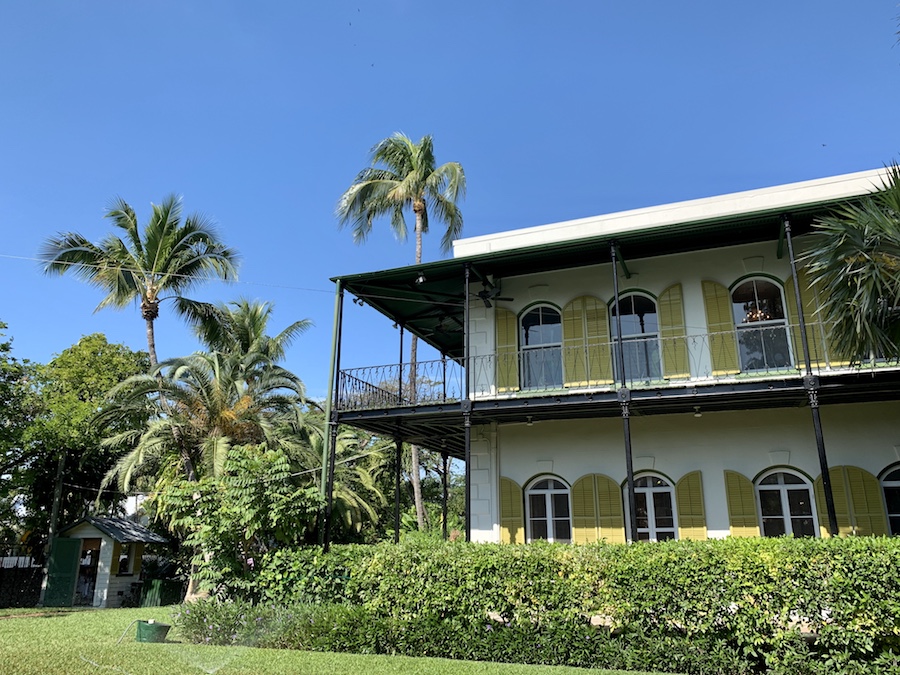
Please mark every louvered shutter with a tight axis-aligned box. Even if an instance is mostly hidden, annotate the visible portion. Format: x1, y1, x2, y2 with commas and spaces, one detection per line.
571, 475, 600, 543
702, 281, 740, 375
596, 474, 626, 543
676, 471, 707, 540
499, 477, 525, 543
658, 284, 690, 380
495, 308, 520, 392
724, 470, 760, 537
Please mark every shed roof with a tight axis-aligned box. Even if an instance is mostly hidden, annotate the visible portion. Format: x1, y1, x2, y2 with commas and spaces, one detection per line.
60, 516, 168, 544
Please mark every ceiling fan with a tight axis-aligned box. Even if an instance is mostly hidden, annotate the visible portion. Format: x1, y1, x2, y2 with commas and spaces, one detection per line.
476, 280, 513, 308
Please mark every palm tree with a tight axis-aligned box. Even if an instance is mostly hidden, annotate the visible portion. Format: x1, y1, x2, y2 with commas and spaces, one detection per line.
40, 195, 240, 367
803, 164, 900, 362
337, 133, 465, 530
177, 297, 312, 364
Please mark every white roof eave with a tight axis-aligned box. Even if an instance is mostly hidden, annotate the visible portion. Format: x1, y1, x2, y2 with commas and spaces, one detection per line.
452, 168, 888, 258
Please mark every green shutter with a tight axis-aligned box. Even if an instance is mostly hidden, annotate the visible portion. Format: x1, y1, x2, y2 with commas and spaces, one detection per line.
571, 475, 600, 543
724, 470, 759, 537
499, 477, 524, 543
845, 466, 888, 535
816, 466, 887, 537
658, 284, 690, 380
676, 471, 707, 540
563, 296, 613, 387
495, 308, 520, 392
596, 474, 626, 543
702, 281, 740, 375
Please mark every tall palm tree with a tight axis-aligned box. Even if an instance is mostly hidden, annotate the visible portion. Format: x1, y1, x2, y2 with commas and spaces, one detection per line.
40, 195, 240, 367
337, 133, 465, 530
803, 164, 900, 362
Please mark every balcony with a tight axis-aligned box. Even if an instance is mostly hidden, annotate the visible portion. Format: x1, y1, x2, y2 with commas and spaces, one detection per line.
337, 322, 900, 413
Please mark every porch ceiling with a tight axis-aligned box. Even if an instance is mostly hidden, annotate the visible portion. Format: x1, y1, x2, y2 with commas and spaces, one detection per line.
332, 205, 830, 360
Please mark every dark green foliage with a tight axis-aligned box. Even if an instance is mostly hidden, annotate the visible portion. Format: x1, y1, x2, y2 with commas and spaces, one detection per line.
231, 537, 900, 674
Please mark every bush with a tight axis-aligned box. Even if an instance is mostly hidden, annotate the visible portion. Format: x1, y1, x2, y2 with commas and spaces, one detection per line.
191, 537, 900, 673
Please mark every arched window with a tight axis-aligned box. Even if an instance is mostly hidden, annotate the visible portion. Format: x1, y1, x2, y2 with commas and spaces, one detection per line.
627, 474, 677, 541
520, 306, 562, 389
731, 279, 792, 372
610, 293, 661, 383
756, 470, 817, 537
881, 467, 900, 535
525, 476, 572, 543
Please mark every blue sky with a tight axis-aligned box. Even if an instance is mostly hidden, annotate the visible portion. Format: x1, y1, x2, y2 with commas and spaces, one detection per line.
1, 2, 898, 400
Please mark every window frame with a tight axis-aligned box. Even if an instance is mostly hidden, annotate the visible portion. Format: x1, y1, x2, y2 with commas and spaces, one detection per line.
524, 475, 572, 544
625, 472, 678, 542
729, 277, 794, 372
880, 465, 900, 535
609, 292, 662, 383
519, 304, 563, 390
755, 469, 818, 538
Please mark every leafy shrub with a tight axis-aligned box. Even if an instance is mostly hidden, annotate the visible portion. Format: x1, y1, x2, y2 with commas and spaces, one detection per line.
204, 537, 900, 673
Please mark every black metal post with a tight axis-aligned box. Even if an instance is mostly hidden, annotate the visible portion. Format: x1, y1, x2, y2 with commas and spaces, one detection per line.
442, 452, 449, 540
783, 215, 839, 536
322, 286, 345, 551
394, 432, 402, 544
398, 326, 404, 402
463, 263, 472, 541
611, 242, 638, 542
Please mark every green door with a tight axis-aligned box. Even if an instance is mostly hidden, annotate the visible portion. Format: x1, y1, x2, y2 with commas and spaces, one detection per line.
43, 538, 82, 607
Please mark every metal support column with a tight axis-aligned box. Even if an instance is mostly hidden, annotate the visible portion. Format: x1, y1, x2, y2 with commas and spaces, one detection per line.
394, 431, 402, 544
321, 283, 345, 550
611, 242, 638, 542
783, 215, 839, 536
463, 263, 472, 541
442, 452, 449, 540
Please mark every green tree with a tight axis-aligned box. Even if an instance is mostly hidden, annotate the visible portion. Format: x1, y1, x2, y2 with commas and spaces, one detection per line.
337, 133, 465, 530
12, 335, 149, 549
40, 195, 240, 367
804, 164, 900, 362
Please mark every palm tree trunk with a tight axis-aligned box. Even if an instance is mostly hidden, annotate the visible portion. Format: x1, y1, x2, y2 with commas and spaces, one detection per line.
145, 317, 159, 368
409, 208, 427, 531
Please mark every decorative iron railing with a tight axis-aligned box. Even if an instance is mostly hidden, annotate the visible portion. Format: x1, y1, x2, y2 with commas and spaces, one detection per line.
337, 322, 900, 411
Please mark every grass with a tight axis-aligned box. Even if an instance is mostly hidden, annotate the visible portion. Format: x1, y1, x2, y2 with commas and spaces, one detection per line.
0, 606, 666, 675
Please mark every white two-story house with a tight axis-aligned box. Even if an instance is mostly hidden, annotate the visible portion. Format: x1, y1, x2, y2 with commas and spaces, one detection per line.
324, 168, 900, 546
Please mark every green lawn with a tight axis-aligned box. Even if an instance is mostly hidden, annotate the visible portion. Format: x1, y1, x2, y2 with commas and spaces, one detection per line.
0, 607, 666, 675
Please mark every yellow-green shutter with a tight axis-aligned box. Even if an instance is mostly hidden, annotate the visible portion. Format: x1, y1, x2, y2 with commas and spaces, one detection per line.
658, 284, 690, 380
596, 474, 626, 543
676, 470, 707, 540
496, 308, 520, 392
815, 467, 851, 537
724, 470, 760, 537
110, 541, 121, 576
816, 466, 887, 537
846, 466, 888, 535
702, 281, 740, 375
571, 475, 600, 543
499, 477, 525, 543
563, 296, 613, 387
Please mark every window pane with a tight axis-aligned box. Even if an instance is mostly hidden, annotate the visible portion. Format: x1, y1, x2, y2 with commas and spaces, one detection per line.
653, 492, 674, 528
760, 474, 779, 485
635, 476, 652, 488
792, 518, 816, 537
532, 479, 550, 490
552, 493, 570, 518
781, 472, 804, 485
890, 515, 900, 536
635, 493, 649, 529
530, 519, 548, 540
787, 489, 812, 517
737, 326, 791, 370
885, 469, 900, 481
637, 531, 651, 541
762, 518, 786, 537
529, 494, 547, 519
553, 520, 572, 543
885, 486, 900, 515
759, 490, 783, 516
548, 479, 567, 490
732, 280, 785, 325
657, 530, 676, 542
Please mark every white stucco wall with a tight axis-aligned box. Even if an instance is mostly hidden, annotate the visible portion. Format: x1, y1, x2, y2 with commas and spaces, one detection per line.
470, 400, 900, 543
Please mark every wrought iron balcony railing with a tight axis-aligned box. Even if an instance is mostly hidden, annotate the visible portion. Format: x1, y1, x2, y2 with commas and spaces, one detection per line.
337, 322, 900, 411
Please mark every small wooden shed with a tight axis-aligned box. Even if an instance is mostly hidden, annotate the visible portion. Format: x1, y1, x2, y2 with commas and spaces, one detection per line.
44, 516, 167, 608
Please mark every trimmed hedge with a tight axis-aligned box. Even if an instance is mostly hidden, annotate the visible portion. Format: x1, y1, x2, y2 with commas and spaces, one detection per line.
184, 537, 900, 673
